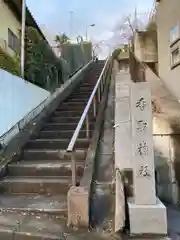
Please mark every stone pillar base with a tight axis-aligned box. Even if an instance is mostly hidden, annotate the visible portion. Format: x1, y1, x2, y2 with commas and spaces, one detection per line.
128, 197, 167, 235
115, 170, 125, 232
67, 186, 89, 228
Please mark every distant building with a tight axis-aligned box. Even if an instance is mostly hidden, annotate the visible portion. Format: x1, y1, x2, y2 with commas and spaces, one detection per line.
0, 0, 46, 57
156, 0, 180, 99
117, 51, 129, 72
133, 31, 158, 74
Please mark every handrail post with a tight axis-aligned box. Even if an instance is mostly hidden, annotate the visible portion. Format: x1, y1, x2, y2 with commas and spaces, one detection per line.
103, 71, 106, 90
100, 76, 103, 93
93, 96, 96, 117
102, 71, 105, 89
103, 72, 106, 90
85, 114, 90, 138
71, 151, 76, 186
98, 86, 101, 102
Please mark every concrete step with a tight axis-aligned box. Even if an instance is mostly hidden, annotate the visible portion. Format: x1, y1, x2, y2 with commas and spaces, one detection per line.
57, 105, 86, 111
38, 130, 92, 139
65, 98, 89, 103
50, 116, 81, 123
53, 110, 82, 117
43, 122, 94, 131
8, 160, 84, 177
43, 123, 79, 131
66, 95, 90, 100
60, 102, 87, 107
69, 88, 92, 93
25, 138, 90, 150
79, 82, 95, 85
71, 91, 92, 95
77, 87, 94, 91
54, 109, 94, 116
50, 116, 95, 124
22, 149, 86, 161
0, 176, 73, 194
72, 93, 92, 98
0, 194, 67, 216
0, 229, 66, 240
0, 211, 68, 239
60, 102, 87, 106
78, 83, 94, 87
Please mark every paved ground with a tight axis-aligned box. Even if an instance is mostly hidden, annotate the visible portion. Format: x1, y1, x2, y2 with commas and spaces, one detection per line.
166, 206, 180, 239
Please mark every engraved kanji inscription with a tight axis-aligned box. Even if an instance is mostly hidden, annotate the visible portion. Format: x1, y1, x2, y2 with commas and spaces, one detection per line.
136, 141, 148, 157
138, 165, 151, 177
136, 97, 147, 111
136, 120, 148, 133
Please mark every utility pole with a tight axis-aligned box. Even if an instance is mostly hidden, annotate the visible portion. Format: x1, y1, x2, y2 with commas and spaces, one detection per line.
21, 0, 26, 79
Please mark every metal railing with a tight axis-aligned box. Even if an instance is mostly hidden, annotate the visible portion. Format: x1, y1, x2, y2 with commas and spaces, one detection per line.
67, 57, 112, 186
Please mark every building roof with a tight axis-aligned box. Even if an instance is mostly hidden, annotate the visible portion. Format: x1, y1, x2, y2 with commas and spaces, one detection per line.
4, 0, 46, 41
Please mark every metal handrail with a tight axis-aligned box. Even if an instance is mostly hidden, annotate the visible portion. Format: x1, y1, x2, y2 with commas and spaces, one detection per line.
67, 57, 110, 153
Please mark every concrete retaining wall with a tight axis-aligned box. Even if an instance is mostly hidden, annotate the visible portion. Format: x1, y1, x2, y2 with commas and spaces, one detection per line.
0, 70, 50, 140
153, 117, 179, 204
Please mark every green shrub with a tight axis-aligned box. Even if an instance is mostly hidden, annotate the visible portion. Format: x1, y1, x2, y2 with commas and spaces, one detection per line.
112, 48, 122, 60
24, 27, 63, 92
0, 47, 21, 76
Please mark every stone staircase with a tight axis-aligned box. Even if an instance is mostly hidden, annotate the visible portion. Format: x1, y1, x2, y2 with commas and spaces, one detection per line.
0, 61, 105, 239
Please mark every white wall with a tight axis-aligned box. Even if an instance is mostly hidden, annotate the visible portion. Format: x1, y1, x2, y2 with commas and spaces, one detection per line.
0, 69, 50, 138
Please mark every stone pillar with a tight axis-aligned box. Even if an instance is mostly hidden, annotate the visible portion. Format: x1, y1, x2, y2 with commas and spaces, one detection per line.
115, 170, 125, 232
131, 83, 156, 205
67, 186, 89, 228
128, 82, 167, 235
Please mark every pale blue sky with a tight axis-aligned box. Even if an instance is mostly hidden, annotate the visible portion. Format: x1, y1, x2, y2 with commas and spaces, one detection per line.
27, 0, 154, 42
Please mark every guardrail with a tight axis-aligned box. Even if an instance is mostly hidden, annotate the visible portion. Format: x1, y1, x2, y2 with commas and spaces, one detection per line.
67, 57, 112, 186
